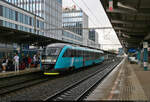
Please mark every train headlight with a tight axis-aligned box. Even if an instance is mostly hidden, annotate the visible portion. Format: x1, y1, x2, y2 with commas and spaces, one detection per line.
41, 59, 45, 63
52, 59, 56, 62
41, 59, 56, 63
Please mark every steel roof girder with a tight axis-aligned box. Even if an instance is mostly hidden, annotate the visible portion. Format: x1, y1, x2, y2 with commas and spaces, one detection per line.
106, 8, 150, 16
114, 27, 149, 32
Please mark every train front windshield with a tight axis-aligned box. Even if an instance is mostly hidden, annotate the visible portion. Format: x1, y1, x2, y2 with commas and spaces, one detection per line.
42, 47, 61, 64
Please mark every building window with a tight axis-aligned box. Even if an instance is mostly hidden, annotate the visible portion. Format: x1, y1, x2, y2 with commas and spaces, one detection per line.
0, 20, 3, 26
0, 5, 2, 16
15, 11, 18, 21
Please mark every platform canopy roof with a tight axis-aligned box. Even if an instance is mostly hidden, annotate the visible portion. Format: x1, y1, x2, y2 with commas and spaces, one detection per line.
0, 26, 114, 53
100, 0, 150, 53
0, 26, 66, 46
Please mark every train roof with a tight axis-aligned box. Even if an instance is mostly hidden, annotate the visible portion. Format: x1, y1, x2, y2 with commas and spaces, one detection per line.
47, 43, 103, 53
47, 43, 68, 48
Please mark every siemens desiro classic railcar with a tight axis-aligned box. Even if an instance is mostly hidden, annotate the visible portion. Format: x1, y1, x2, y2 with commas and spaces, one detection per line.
42, 43, 104, 75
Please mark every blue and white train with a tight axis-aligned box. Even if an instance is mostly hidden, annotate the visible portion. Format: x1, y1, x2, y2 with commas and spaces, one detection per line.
42, 43, 105, 75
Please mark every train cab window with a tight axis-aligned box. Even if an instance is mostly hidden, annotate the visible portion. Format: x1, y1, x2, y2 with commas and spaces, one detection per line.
46, 47, 61, 56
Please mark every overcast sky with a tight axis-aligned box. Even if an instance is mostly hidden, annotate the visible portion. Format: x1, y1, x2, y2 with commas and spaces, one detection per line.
63, 0, 122, 51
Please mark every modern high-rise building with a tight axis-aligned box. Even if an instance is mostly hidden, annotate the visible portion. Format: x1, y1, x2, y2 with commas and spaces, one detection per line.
89, 29, 96, 41
0, 0, 100, 48
0, 0, 44, 35
4, 0, 44, 18
88, 29, 100, 48
44, 0, 62, 40
1, 0, 62, 40
62, 30, 83, 45
62, 8, 89, 46
62, 7, 100, 48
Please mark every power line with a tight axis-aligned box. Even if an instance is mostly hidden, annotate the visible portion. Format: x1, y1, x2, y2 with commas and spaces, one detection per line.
44, 27, 113, 31
81, 0, 103, 27
71, 0, 98, 27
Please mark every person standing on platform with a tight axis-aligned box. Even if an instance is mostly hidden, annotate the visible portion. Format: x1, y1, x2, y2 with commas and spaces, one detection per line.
2, 57, 8, 73
28, 55, 32, 68
33, 54, 37, 68
14, 54, 19, 72
25, 55, 29, 69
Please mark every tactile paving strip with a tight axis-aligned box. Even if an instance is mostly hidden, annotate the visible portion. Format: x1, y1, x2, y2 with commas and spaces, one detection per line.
86, 58, 148, 101
109, 61, 148, 100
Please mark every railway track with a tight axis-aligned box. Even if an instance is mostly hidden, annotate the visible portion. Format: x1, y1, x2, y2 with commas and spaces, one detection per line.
0, 72, 49, 95
0, 59, 123, 102
43, 60, 120, 101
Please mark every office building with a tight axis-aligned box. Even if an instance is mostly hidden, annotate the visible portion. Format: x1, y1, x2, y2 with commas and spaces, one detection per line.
63, 7, 100, 48
0, 0, 44, 35
62, 30, 83, 45
88, 30, 100, 48
63, 7, 89, 46
1, 0, 62, 40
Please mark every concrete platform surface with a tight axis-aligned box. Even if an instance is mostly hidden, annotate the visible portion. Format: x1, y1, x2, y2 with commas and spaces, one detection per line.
86, 57, 149, 101
0, 68, 41, 78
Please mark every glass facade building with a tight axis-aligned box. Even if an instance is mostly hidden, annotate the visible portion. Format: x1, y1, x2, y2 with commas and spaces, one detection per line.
44, 0, 62, 40
63, 10, 83, 36
4, 0, 44, 18
62, 9, 89, 46
62, 9, 99, 48
62, 30, 83, 45
89, 29, 96, 41
0, 0, 62, 40
0, 1, 44, 35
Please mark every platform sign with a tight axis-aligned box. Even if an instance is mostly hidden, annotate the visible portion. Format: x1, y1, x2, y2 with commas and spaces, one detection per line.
109, 0, 113, 11
148, 47, 150, 51
128, 48, 136, 53
143, 42, 148, 48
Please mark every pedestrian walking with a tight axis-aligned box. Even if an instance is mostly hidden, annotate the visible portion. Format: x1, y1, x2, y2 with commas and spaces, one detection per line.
14, 54, 19, 72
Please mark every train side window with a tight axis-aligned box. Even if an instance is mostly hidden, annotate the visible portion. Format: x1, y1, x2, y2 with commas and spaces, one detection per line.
77, 50, 81, 57
70, 49, 75, 57
75, 50, 78, 57
82, 50, 85, 57
63, 49, 71, 57
76, 50, 82, 57
76, 50, 79, 57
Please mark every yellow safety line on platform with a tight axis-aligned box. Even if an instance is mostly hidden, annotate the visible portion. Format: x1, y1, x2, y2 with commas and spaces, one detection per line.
107, 58, 125, 99
44, 73, 59, 75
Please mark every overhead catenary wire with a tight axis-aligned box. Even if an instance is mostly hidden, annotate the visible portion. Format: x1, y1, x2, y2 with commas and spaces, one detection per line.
44, 27, 113, 31
43, 0, 113, 31
78, 0, 117, 43
71, 0, 98, 27
80, 0, 104, 27
71, 0, 114, 40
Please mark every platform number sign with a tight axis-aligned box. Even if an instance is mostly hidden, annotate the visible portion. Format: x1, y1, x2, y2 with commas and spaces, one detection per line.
109, 0, 113, 11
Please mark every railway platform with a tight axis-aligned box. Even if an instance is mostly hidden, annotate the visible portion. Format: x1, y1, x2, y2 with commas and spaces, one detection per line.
0, 68, 41, 79
86, 57, 150, 101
